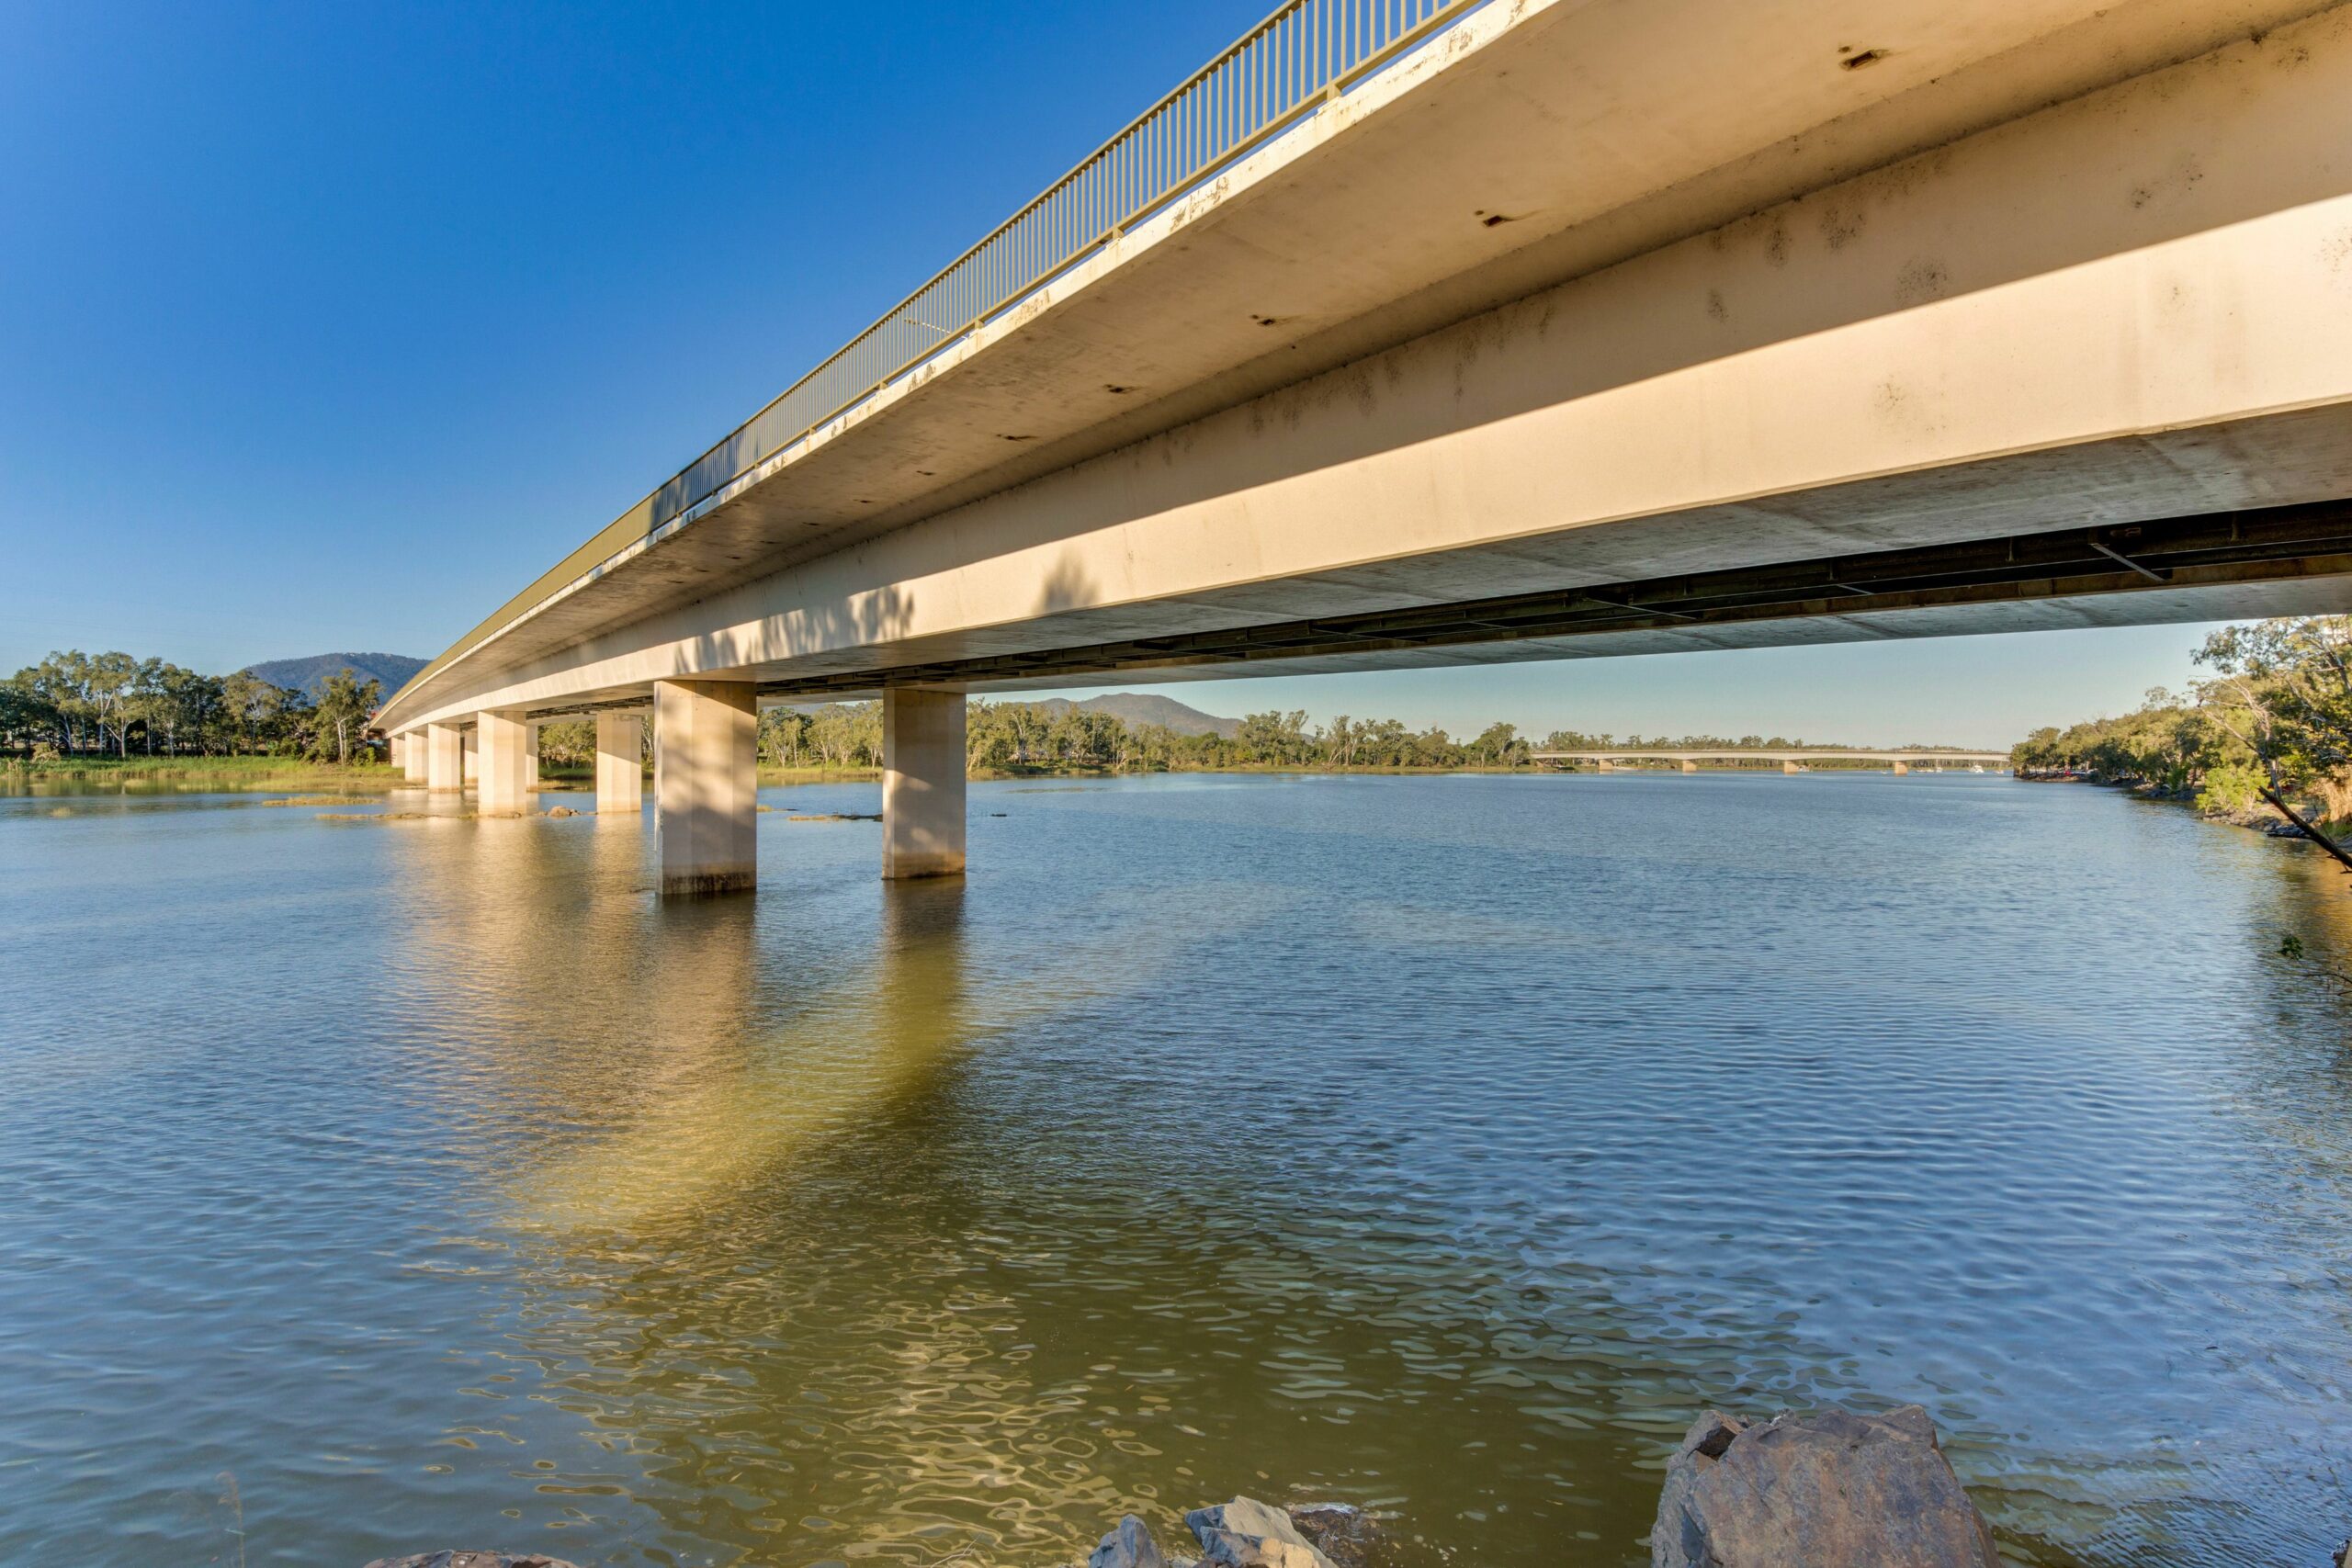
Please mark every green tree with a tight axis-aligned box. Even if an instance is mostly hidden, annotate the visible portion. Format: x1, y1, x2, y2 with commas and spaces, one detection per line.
537, 720, 596, 770
1235, 709, 1310, 766
2193, 617, 2352, 858
62, 651, 140, 756
1469, 721, 1524, 768
0, 671, 61, 753
218, 670, 301, 754
307, 669, 382, 764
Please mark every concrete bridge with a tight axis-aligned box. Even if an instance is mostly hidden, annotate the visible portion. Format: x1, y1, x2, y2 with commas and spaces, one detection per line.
375, 0, 2352, 893
1531, 750, 2011, 774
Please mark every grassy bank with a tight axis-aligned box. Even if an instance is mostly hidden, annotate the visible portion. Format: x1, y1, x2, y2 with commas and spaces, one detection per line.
3, 755, 403, 792
757, 765, 882, 783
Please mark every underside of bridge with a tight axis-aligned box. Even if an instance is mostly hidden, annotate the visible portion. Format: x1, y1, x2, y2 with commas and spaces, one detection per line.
716, 503, 2352, 703
372, 0, 2352, 893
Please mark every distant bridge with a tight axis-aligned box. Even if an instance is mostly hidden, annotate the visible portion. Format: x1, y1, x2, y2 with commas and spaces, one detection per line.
1532, 750, 2010, 774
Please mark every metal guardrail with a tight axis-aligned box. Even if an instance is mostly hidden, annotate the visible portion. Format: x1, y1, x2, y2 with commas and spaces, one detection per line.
652, 0, 1480, 536
391, 0, 1483, 716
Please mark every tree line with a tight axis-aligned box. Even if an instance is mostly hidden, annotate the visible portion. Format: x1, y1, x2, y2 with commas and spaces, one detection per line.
2011, 616, 2352, 840
535, 699, 1856, 775
3, 650, 382, 764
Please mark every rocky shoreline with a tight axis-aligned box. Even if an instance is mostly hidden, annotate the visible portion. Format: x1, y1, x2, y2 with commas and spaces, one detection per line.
380, 1404, 2306, 1568
2018, 767, 2333, 840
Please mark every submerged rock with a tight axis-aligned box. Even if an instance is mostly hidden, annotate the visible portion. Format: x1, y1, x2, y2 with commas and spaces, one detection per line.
362, 1554, 582, 1568
1090, 1513, 1174, 1568
1286, 1503, 1396, 1568
1652, 1406, 1998, 1568
1187, 1497, 1339, 1568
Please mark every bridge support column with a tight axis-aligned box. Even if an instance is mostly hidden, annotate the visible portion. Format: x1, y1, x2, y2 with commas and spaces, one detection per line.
477, 711, 534, 817
1596, 760, 1616, 773
1893, 761, 1910, 776
653, 680, 758, 897
1782, 760, 1803, 774
595, 713, 644, 815
461, 726, 480, 785
882, 688, 966, 881
402, 732, 428, 782
1680, 760, 1699, 774
389, 733, 404, 771
426, 723, 465, 792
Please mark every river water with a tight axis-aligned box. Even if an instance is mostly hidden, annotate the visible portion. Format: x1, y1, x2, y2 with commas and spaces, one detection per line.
3, 772, 2349, 1567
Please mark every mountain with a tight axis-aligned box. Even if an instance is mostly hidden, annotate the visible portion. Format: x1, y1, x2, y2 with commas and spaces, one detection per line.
242, 652, 426, 700
1030, 692, 1240, 738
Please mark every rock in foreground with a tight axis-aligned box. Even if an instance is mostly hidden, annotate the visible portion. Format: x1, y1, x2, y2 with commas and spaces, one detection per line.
1187, 1497, 1340, 1568
1286, 1503, 1396, 1568
1091, 1513, 1172, 1568
1653, 1405, 1999, 1568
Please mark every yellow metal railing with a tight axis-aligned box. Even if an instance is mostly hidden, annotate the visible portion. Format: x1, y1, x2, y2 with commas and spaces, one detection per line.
395, 0, 1483, 711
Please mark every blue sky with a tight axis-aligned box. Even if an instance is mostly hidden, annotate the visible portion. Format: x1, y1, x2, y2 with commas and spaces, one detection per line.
0, 0, 2215, 747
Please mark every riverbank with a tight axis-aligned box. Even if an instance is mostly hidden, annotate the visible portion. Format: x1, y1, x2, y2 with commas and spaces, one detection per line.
2018, 767, 2352, 844
1, 755, 401, 792
6, 753, 1960, 790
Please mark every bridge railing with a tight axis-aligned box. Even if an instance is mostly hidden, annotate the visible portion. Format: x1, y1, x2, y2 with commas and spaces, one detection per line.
646, 0, 1480, 538
390, 0, 1485, 716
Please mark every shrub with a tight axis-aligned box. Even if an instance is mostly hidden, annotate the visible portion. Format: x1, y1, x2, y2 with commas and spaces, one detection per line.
2196, 761, 2267, 817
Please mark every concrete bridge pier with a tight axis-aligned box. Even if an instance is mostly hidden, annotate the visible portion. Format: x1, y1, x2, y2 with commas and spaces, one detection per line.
461, 726, 480, 786
427, 723, 465, 792
1596, 760, 1617, 773
881, 688, 967, 881
477, 711, 535, 817
595, 712, 644, 815
1893, 761, 1910, 776
389, 733, 404, 772
1782, 761, 1803, 775
1680, 761, 1699, 774
652, 679, 758, 897
401, 733, 428, 783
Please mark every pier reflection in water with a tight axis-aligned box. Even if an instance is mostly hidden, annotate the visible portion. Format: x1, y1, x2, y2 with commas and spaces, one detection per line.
2, 773, 2350, 1567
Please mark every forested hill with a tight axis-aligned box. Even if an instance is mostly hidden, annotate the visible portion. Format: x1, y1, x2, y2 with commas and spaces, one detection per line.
1032, 693, 1239, 738
243, 652, 425, 698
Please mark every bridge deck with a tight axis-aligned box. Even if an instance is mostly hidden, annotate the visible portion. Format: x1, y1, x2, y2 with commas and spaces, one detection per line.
374, 0, 2352, 736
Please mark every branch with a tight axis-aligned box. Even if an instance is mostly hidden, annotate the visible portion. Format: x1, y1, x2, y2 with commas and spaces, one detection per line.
2258, 786, 2352, 877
